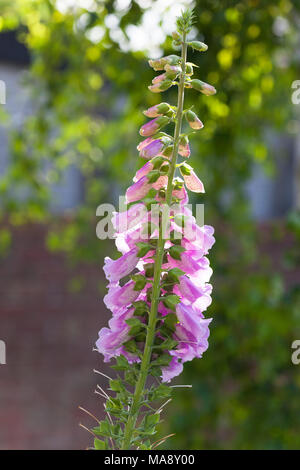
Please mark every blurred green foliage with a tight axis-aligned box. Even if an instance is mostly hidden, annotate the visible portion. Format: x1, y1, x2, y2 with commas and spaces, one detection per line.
0, 0, 300, 449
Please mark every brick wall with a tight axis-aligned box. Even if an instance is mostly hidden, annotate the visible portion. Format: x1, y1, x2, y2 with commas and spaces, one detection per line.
0, 224, 110, 449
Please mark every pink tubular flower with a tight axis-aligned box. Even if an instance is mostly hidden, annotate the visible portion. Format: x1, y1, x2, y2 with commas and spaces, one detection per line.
139, 118, 160, 137
139, 139, 164, 159
172, 184, 189, 203
133, 161, 154, 182
185, 110, 204, 130
189, 79, 216, 96
166, 251, 210, 276
171, 303, 212, 362
103, 280, 139, 314
125, 176, 152, 203
180, 164, 205, 193
103, 247, 139, 283
178, 136, 190, 158
126, 174, 167, 203
152, 73, 168, 84
139, 116, 169, 137
161, 357, 183, 383
112, 203, 147, 234
137, 137, 154, 152
148, 80, 173, 93
96, 308, 134, 362
143, 102, 170, 118
175, 276, 212, 313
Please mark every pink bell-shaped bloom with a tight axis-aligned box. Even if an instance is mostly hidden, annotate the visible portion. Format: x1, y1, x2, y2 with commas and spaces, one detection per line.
178, 140, 190, 158
103, 247, 139, 283
112, 203, 147, 234
161, 357, 183, 383
140, 139, 164, 159
137, 137, 154, 152
185, 110, 204, 130
133, 161, 154, 182
96, 308, 134, 362
125, 176, 152, 203
103, 280, 140, 314
143, 102, 170, 118
181, 165, 205, 193
139, 116, 169, 137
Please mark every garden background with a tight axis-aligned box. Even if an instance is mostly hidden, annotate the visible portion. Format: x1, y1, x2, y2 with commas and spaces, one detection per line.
0, 0, 300, 450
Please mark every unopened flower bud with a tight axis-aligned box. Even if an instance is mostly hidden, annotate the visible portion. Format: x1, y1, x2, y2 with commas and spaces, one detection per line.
172, 31, 181, 41
143, 102, 170, 118
190, 79, 216, 96
148, 58, 165, 71
172, 41, 181, 50
140, 139, 164, 159
164, 64, 181, 79
161, 145, 173, 158
188, 41, 208, 52
147, 169, 161, 183
160, 162, 170, 174
185, 110, 204, 130
137, 137, 153, 152
148, 79, 173, 93
139, 116, 169, 137
164, 54, 181, 66
178, 135, 190, 158
185, 63, 193, 76
152, 73, 168, 84
148, 55, 181, 71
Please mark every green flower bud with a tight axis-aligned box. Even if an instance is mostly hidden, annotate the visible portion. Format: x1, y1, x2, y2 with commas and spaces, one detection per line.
185, 63, 193, 76
188, 41, 208, 52
148, 79, 173, 93
145, 263, 155, 278
164, 64, 181, 79
162, 145, 173, 157
185, 110, 204, 129
189, 79, 216, 95
172, 31, 181, 41
148, 55, 181, 71
179, 163, 192, 175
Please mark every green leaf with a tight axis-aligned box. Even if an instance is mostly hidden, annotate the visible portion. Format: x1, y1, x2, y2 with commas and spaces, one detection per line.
145, 263, 155, 278
169, 245, 186, 260
132, 273, 147, 291
112, 355, 128, 371
136, 242, 153, 258
123, 339, 139, 353
147, 169, 160, 183
93, 420, 111, 437
152, 156, 166, 169
152, 353, 172, 367
153, 337, 178, 351
166, 267, 185, 283
125, 370, 137, 386
162, 294, 181, 311
94, 438, 106, 450
125, 317, 145, 336
109, 379, 124, 392
144, 413, 160, 431
149, 383, 172, 401
170, 230, 183, 245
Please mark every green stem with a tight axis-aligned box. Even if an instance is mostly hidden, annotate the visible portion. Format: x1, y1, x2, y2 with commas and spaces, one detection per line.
121, 33, 187, 450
